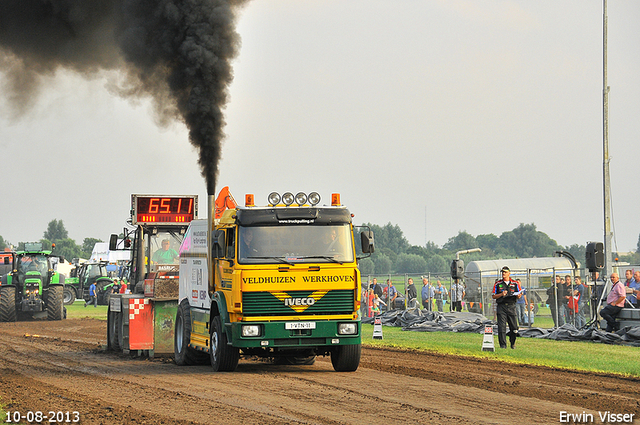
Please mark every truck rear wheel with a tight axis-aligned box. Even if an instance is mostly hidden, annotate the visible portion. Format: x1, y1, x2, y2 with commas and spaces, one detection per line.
63, 287, 76, 305
330, 344, 361, 372
174, 299, 208, 365
210, 315, 239, 372
0, 286, 17, 322
46, 286, 65, 321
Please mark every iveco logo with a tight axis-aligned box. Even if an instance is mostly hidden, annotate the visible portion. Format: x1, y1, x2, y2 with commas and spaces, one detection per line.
284, 297, 316, 307
272, 290, 328, 313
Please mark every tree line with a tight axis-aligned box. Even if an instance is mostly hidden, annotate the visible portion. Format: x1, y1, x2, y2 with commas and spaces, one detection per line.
358, 222, 640, 275
2, 219, 639, 272
0, 219, 102, 262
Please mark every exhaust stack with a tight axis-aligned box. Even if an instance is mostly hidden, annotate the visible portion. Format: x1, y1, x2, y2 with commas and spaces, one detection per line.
208, 194, 215, 294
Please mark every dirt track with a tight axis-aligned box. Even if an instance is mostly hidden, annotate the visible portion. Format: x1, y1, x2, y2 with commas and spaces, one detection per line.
0, 319, 638, 424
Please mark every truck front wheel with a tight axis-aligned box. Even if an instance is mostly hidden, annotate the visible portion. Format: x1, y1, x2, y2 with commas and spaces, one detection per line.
330, 344, 361, 372
210, 315, 239, 372
0, 286, 17, 322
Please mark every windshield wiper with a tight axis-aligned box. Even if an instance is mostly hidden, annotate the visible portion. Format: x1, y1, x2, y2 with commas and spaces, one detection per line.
294, 255, 343, 264
247, 256, 295, 266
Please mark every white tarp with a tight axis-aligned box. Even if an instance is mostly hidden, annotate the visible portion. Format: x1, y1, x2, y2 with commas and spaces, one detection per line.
90, 242, 131, 262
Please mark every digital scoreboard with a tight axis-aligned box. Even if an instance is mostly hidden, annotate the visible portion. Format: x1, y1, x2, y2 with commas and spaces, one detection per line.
131, 195, 198, 225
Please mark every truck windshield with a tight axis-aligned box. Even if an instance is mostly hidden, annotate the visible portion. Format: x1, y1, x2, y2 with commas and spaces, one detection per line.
238, 225, 354, 264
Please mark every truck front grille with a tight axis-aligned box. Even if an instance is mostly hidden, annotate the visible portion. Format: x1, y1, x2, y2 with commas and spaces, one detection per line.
242, 289, 354, 316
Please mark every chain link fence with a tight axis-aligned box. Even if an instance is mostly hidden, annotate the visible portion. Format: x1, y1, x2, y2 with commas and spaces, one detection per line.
361, 264, 640, 329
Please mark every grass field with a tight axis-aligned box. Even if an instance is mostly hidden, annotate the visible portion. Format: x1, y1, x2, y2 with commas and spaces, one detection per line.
362, 323, 640, 377
66, 300, 109, 320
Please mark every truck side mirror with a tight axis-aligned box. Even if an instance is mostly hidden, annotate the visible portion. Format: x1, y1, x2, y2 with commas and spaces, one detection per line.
109, 234, 118, 251
360, 230, 375, 254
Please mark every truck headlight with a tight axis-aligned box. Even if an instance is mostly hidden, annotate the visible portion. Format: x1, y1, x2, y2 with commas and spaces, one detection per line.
241, 325, 261, 337
338, 323, 357, 335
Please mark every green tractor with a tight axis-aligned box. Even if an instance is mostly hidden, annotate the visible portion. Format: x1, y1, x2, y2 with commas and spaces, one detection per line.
78, 261, 115, 305
62, 260, 116, 305
0, 243, 66, 321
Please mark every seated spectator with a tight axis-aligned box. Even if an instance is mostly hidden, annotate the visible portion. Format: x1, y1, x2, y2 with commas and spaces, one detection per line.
600, 273, 626, 332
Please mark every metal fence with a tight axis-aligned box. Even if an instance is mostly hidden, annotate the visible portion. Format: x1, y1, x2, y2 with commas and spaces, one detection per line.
362, 264, 640, 329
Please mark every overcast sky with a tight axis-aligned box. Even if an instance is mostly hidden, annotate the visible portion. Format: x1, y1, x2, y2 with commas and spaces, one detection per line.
1, 1, 639, 254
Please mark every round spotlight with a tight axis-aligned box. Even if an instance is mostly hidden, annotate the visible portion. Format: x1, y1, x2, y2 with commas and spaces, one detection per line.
295, 192, 307, 205
268, 192, 281, 206
307, 192, 321, 206
282, 192, 295, 206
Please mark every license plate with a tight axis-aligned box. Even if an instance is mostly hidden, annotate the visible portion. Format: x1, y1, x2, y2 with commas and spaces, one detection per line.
285, 322, 316, 330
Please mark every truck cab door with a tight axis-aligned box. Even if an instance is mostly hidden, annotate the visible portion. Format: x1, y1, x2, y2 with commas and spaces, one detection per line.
213, 229, 234, 293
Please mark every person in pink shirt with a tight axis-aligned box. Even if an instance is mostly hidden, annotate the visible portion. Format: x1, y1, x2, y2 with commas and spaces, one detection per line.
600, 273, 626, 332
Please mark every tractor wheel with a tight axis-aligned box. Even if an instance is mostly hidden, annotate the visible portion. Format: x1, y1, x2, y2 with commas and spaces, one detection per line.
107, 309, 122, 351
46, 286, 65, 321
209, 315, 239, 372
0, 286, 17, 322
63, 287, 76, 305
174, 299, 208, 365
330, 344, 361, 372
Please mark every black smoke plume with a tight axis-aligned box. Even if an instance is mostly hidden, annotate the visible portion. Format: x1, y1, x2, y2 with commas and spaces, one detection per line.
0, 0, 247, 194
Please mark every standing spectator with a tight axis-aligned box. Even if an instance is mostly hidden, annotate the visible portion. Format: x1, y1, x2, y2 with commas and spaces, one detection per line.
625, 270, 640, 308
366, 288, 375, 317
112, 278, 121, 294
492, 266, 522, 349
421, 277, 434, 311
84, 281, 97, 308
515, 280, 528, 326
630, 271, 640, 308
386, 279, 398, 310
562, 275, 573, 324
600, 272, 626, 332
360, 283, 369, 317
450, 279, 465, 312
406, 278, 418, 308
526, 302, 535, 325
119, 279, 128, 294
372, 294, 386, 316
434, 280, 447, 312
372, 278, 383, 299
566, 287, 580, 326
547, 275, 563, 327
574, 276, 587, 328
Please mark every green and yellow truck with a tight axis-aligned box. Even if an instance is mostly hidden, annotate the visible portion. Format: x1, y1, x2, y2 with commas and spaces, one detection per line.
175, 191, 374, 372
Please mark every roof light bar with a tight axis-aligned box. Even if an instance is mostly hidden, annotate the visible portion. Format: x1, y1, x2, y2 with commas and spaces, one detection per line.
282, 192, 295, 206
295, 192, 307, 206
268, 192, 281, 206
308, 192, 320, 206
